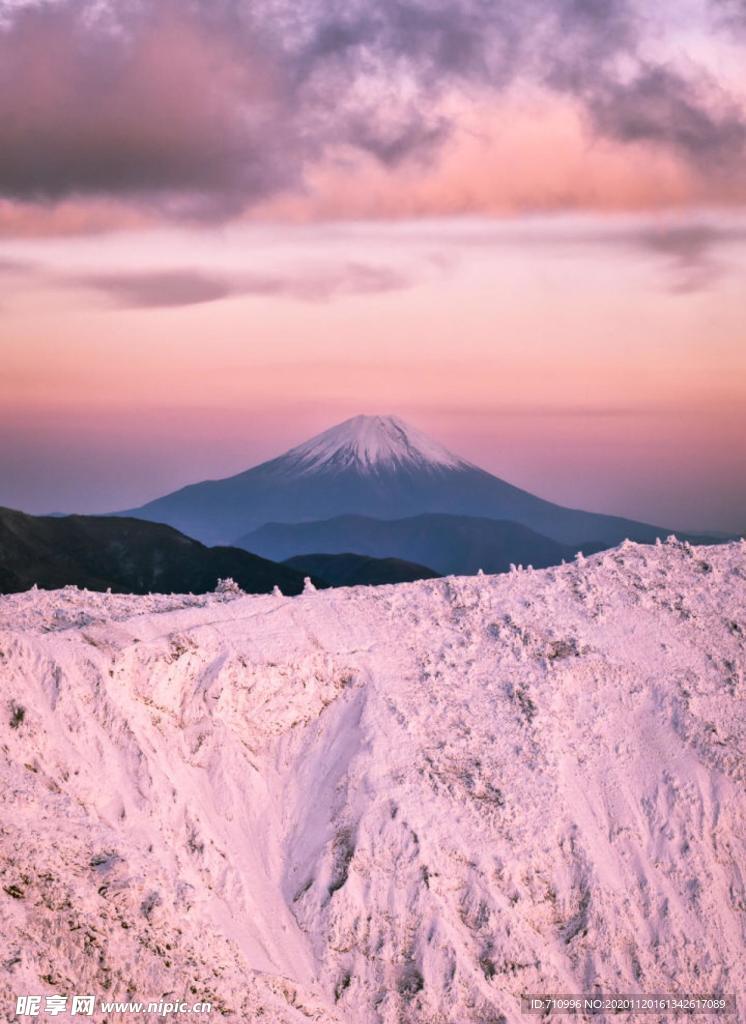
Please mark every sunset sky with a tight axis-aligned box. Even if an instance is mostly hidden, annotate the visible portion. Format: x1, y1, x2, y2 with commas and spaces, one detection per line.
1, 0, 745, 533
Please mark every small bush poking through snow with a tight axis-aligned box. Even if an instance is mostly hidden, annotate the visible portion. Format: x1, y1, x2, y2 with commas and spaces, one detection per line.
8, 703, 25, 729
214, 578, 244, 599
397, 964, 425, 1000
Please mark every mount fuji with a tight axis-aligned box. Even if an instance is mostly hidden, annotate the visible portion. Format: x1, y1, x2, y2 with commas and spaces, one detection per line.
118, 414, 700, 549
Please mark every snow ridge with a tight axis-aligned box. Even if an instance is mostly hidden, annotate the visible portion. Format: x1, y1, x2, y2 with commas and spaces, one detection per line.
281, 414, 469, 473
1, 540, 745, 1023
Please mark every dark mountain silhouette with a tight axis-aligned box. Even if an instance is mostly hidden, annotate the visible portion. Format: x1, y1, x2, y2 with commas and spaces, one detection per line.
116, 415, 704, 548
283, 552, 440, 587
239, 513, 606, 576
0, 507, 322, 596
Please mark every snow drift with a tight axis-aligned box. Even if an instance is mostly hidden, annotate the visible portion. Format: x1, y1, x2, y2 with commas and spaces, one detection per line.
1, 539, 744, 1023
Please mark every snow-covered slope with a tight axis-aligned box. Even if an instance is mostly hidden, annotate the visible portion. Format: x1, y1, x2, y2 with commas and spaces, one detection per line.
1, 539, 744, 1023
281, 415, 469, 473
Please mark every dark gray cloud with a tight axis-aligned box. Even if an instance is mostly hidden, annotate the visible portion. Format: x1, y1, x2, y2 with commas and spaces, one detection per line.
72, 262, 412, 307
0, 0, 744, 217
399, 217, 746, 292
76, 270, 237, 308
580, 65, 746, 168
632, 222, 746, 293
0, 0, 301, 215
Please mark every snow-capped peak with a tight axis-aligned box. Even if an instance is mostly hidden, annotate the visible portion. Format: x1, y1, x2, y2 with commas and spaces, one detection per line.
283, 415, 468, 473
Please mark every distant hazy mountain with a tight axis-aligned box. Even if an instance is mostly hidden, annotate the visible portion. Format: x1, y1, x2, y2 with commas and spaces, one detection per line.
117, 415, 693, 548
240, 513, 600, 576
284, 552, 440, 587
0, 507, 320, 595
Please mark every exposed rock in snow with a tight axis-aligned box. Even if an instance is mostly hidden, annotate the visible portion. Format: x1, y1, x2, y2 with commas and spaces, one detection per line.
1, 541, 744, 1022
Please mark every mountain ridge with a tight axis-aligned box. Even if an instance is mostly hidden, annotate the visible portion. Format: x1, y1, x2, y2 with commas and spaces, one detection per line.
116, 415, 705, 549
239, 512, 603, 575
0, 506, 324, 596
283, 551, 440, 586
